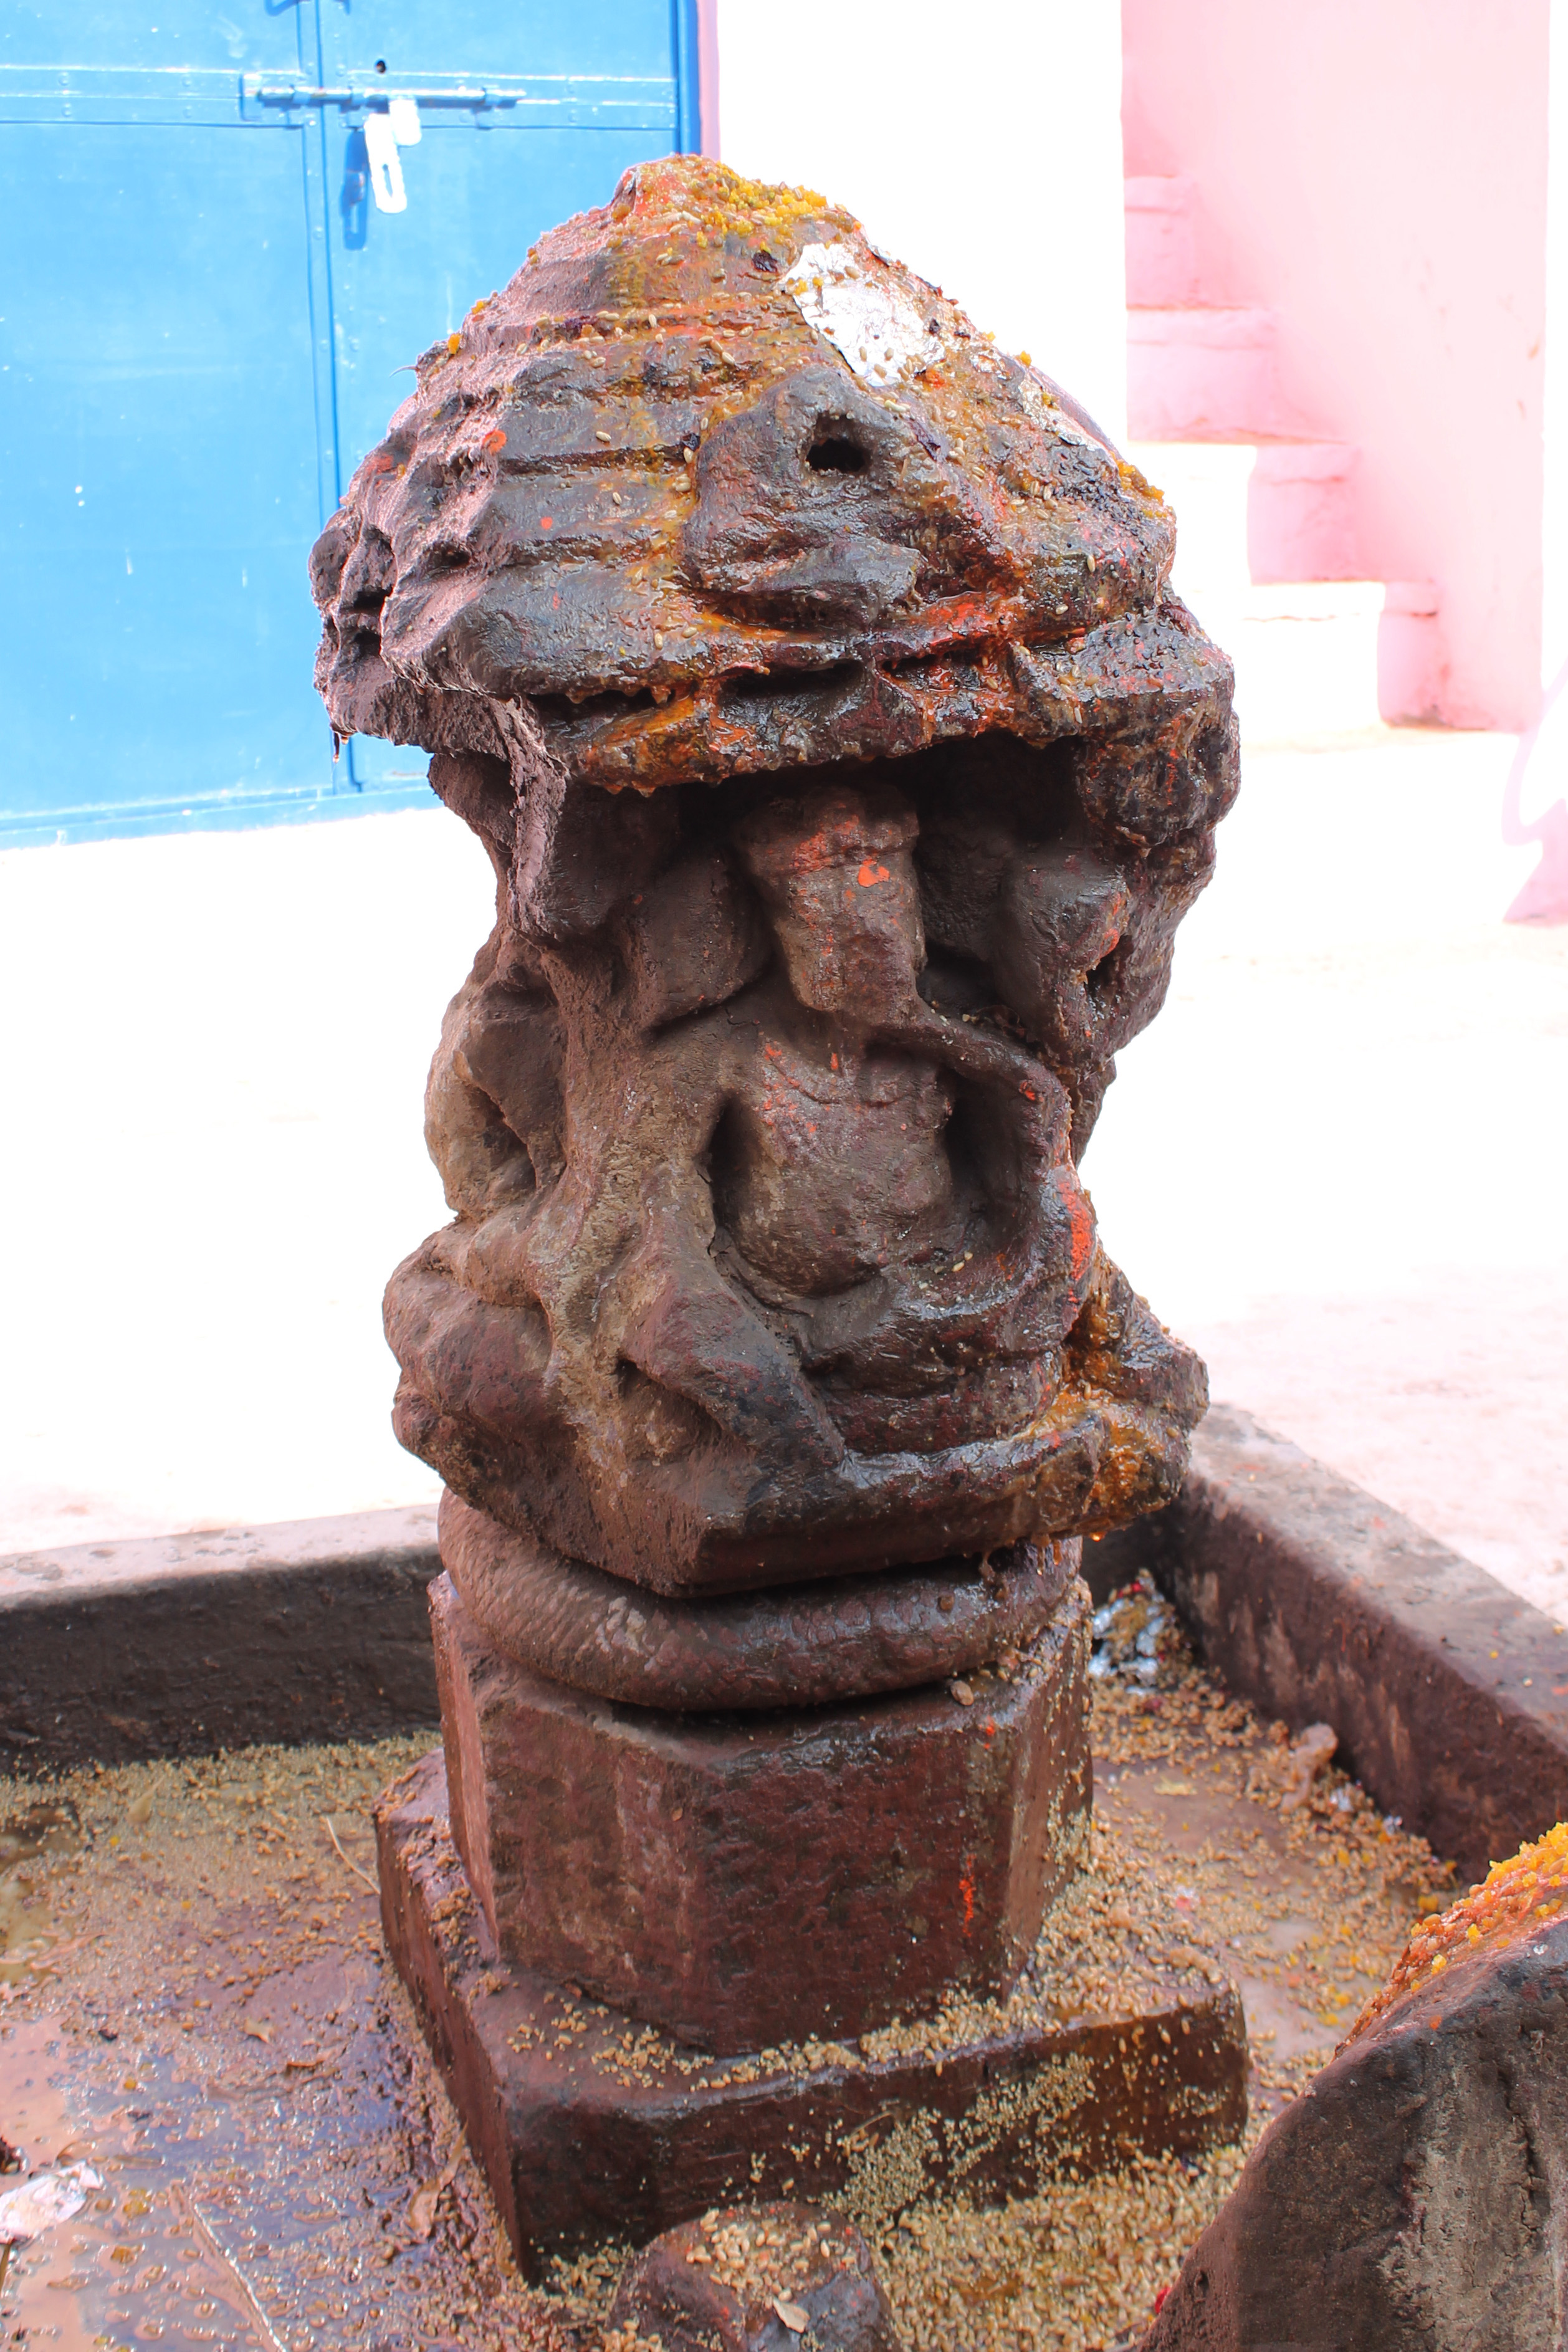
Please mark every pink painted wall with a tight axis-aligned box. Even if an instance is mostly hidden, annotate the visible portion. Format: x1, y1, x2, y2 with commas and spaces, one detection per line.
696, 0, 720, 157
1123, 0, 1551, 730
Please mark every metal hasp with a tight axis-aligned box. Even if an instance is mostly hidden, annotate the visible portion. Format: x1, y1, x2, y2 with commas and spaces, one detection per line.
317, 155, 1247, 2265
0, 0, 700, 846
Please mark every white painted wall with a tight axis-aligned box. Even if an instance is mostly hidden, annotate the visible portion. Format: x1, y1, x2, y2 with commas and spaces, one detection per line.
711, 0, 1129, 446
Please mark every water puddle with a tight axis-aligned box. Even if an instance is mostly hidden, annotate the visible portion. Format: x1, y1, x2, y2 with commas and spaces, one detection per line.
0, 1738, 545, 2350
1, 1802, 84, 1986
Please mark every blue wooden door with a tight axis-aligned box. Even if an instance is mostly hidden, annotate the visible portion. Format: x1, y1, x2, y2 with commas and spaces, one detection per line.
0, 1, 696, 844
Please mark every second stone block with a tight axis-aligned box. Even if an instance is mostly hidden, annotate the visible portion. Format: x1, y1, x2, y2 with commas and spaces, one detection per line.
433, 1569, 1091, 2054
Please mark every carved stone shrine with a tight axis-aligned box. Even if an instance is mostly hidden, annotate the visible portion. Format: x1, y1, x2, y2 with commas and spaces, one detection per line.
311, 156, 1245, 2268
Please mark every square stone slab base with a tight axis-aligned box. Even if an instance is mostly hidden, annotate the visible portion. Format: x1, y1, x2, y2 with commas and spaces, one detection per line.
433, 1570, 1091, 2053
376, 1751, 1250, 2278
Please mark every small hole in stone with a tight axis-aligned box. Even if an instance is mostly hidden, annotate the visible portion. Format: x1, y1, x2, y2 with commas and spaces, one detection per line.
1086, 939, 1123, 1009
806, 419, 869, 475
751, 248, 780, 274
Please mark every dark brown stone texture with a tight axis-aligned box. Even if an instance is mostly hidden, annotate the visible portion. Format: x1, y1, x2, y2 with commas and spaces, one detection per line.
310, 154, 1230, 1597
1144, 1827, 1568, 2352
609, 2203, 902, 2351
433, 1570, 1090, 2051
439, 1488, 1077, 1712
322, 151, 1241, 2245
376, 1754, 1249, 2277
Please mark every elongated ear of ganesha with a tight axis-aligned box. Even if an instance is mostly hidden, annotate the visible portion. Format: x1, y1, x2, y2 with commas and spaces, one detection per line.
612, 847, 772, 1031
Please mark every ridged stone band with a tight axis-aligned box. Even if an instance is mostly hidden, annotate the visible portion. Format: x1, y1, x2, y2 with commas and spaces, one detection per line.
438, 1488, 1080, 1713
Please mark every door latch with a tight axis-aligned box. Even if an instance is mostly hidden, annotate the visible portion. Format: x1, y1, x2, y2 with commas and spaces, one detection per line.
363, 97, 419, 212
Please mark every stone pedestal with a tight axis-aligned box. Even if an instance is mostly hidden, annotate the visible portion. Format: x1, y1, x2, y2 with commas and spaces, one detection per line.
431, 1569, 1091, 2052
376, 1749, 1250, 2277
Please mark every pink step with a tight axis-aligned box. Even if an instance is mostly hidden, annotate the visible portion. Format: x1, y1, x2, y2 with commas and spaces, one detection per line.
1125, 176, 1202, 307
1127, 307, 1281, 440
1248, 443, 1360, 582
1378, 581, 1445, 725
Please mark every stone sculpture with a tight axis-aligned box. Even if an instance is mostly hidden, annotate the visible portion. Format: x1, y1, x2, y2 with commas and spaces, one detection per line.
315, 153, 1241, 2263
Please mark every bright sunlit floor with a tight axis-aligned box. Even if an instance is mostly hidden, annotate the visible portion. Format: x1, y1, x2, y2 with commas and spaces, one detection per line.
1086, 721, 1566, 1617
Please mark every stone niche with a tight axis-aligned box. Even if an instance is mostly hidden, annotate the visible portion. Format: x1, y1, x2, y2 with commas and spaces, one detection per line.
312, 154, 1243, 2267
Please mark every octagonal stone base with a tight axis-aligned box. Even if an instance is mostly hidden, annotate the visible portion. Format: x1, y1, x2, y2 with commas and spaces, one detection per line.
376, 1751, 1250, 2278
431, 1569, 1091, 2053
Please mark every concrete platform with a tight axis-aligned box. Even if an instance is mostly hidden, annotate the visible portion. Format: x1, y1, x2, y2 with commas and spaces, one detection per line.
0, 1666, 1415, 2348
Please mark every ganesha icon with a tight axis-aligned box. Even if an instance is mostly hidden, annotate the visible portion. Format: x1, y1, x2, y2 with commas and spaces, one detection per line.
310, 155, 1236, 1609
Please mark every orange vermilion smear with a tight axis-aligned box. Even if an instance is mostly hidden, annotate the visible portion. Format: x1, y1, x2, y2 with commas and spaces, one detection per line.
1342, 1818, 1568, 2048
1053, 1178, 1094, 1279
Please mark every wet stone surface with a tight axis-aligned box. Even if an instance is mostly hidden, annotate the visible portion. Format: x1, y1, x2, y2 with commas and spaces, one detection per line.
0, 1736, 559, 2352
1088, 1577, 1170, 1690
0, 1632, 1453, 2352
